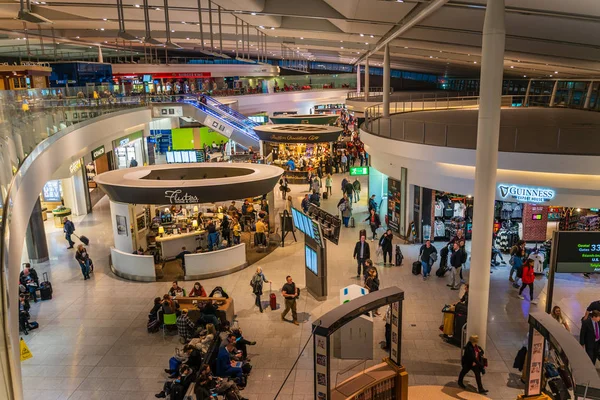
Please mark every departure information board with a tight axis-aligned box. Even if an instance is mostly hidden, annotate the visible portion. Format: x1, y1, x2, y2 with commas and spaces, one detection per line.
555, 231, 600, 273
291, 207, 324, 247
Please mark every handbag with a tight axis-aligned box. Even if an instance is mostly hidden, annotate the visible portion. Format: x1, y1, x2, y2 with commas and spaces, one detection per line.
481, 356, 488, 368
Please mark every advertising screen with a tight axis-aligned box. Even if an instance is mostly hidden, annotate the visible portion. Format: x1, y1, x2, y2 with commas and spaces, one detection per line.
305, 245, 318, 275
555, 231, 600, 273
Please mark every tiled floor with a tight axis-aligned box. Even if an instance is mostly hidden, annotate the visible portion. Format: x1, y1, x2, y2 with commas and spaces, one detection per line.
21, 173, 599, 400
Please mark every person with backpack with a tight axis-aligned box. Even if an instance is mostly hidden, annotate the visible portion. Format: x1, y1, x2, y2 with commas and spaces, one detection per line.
364, 209, 381, 241
379, 229, 393, 266
368, 195, 377, 213
250, 266, 269, 313
352, 178, 361, 202
344, 179, 355, 203
448, 242, 465, 290
63, 217, 76, 249
341, 176, 348, 194
338, 194, 352, 227
419, 240, 438, 280
518, 259, 537, 304
509, 240, 526, 283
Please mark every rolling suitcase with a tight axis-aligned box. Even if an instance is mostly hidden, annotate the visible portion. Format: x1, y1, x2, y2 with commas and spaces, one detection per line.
39, 272, 52, 300
395, 245, 403, 266
436, 264, 448, 277
75, 235, 90, 245
350, 217, 355, 228
269, 283, 276, 311
451, 302, 468, 346
322, 192, 328, 200
412, 261, 421, 275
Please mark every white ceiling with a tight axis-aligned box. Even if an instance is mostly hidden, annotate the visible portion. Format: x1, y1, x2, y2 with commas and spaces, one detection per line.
0, 0, 599, 78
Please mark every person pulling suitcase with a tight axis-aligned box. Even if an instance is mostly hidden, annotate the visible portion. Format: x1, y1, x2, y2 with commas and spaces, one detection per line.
250, 266, 269, 313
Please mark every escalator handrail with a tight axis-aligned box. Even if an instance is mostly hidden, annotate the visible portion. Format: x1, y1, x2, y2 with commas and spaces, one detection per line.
181, 99, 259, 141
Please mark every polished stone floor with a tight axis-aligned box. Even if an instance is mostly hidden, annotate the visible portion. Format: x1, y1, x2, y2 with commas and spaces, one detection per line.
21, 173, 599, 400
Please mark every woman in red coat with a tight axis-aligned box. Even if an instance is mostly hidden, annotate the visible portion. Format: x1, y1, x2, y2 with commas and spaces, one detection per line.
518, 259, 537, 304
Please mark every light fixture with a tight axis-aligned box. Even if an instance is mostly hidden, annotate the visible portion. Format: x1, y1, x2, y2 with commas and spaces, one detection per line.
103, 18, 108, 21
340, 46, 344, 49
473, 61, 477, 64
75, 36, 79, 38
549, 75, 553, 77
360, 33, 364, 37
250, 12, 256, 15
164, 208, 170, 213
270, 27, 275, 30
186, 37, 190, 40
171, 29, 175, 32
523, 75, 527, 77
158, 226, 165, 236
155, 7, 160, 10
365, 42, 368, 45
510, 66, 514, 68
100, 28, 105, 31
554, 71, 558, 74
134, 3, 140, 7
404, 46, 408, 49
577, 208, 581, 212
370, 35, 374, 38
259, 25, 264, 29
192, 220, 198, 228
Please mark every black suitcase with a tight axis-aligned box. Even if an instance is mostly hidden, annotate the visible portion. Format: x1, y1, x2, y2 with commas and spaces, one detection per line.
322, 192, 328, 200
451, 302, 468, 346
412, 261, 421, 275
395, 245, 403, 266
39, 272, 52, 300
436, 265, 448, 277
75, 234, 89, 245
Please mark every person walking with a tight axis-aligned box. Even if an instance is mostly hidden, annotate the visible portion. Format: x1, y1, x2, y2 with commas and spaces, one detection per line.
338, 194, 352, 227
325, 174, 333, 197
63, 217, 76, 249
419, 239, 438, 280
379, 229, 393, 266
352, 178, 361, 203
364, 209, 381, 241
311, 176, 321, 194
301, 194, 310, 213
344, 179, 355, 203
458, 335, 488, 394
448, 242, 464, 290
579, 310, 600, 364
353, 235, 370, 278
508, 240, 526, 283
281, 276, 299, 325
75, 244, 92, 280
250, 267, 269, 313
518, 259, 537, 304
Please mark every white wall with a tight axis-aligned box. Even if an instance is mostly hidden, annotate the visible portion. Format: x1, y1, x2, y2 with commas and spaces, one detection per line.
110, 247, 155, 281
185, 243, 247, 279
110, 200, 133, 253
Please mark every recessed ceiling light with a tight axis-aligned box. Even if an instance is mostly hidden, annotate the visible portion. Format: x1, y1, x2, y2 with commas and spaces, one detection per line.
404, 46, 408, 49
365, 42, 368, 45
340, 46, 344, 49
171, 29, 175, 32
549, 74, 553, 77
473, 61, 477, 64
104, 41, 108, 43
100, 28, 104, 31
271, 27, 275, 30
76, 36, 80, 39
259, 26, 264, 29
103, 18, 107, 21
554, 71, 558, 74
360, 33, 364, 37
134, 3, 140, 7
370, 35, 374, 38
186, 37, 190, 40
429, 55, 433, 58
182, 21, 186, 24
510, 66, 514, 68
251, 12, 256, 15
523, 75, 527, 77
300, 37, 304, 39
155, 7, 160, 10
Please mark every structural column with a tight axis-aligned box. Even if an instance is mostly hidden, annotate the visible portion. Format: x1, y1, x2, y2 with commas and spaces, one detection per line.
584, 81, 594, 109
364, 58, 370, 101
523, 78, 532, 107
549, 80, 558, 107
356, 64, 361, 94
467, 0, 506, 350
25, 198, 49, 264
383, 44, 390, 118
98, 46, 103, 63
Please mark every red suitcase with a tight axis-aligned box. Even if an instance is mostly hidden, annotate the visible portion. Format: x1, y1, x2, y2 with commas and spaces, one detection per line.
269, 283, 277, 311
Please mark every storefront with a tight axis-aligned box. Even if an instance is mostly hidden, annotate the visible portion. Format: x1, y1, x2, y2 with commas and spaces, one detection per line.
40, 158, 90, 223
112, 130, 145, 169
85, 145, 113, 208
253, 124, 342, 184
0, 65, 51, 90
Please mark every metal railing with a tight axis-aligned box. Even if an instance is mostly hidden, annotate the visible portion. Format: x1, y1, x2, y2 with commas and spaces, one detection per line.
346, 87, 393, 100
362, 94, 600, 156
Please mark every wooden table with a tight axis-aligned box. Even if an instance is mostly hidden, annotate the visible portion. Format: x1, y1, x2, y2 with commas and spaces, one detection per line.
174, 296, 235, 324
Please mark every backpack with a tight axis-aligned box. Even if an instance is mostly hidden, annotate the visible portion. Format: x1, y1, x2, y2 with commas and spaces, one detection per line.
338, 201, 347, 212
209, 286, 229, 299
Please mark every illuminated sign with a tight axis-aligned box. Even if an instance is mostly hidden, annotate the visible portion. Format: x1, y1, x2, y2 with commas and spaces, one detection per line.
92, 145, 105, 160
69, 159, 82, 175
165, 190, 200, 204
555, 231, 600, 273
349, 166, 369, 176
497, 184, 555, 203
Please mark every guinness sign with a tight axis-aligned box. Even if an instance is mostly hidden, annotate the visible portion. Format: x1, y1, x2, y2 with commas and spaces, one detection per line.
498, 184, 555, 203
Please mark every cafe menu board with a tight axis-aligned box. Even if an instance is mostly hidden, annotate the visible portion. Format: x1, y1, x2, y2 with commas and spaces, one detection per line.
555, 231, 600, 273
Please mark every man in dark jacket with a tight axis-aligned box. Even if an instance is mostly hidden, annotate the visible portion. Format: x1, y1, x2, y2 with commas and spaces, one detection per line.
344, 181, 355, 203
301, 194, 310, 213
216, 343, 244, 379
353, 235, 370, 278
419, 240, 437, 280
19, 264, 39, 302
155, 364, 195, 399
580, 310, 600, 364
352, 178, 361, 202
458, 335, 487, 394
449, 242, 464, 290
63, 217, 75, 249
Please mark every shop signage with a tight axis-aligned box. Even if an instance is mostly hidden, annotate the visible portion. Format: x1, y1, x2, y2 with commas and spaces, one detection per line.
92, 145, 105, 160
152, 106, 183, 118
203, 115, 234, 137
165, 190, 200, 204
42, 180, 61, 202
113, 131, 143, 149
349, 166, 369, 176
69, 159, 82, 175
497, 184, 555, 203
555, 231, 600, 273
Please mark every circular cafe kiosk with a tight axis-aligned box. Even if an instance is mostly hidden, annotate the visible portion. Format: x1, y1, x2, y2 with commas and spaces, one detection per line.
254, 124, 342, 184
269, 113, 339, 125
94, 163, 283, 282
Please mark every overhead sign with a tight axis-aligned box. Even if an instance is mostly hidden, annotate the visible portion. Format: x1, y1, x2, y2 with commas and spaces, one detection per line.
555, 231, 600, 273
151, 106, 183, 118
203, 115, 234, 138
92, 145, 105, 160
349, 166, 369, 176
497, 184, 555, 203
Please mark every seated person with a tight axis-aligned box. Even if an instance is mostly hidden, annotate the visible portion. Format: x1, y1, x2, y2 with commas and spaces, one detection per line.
197, 301, 220, 328
189, 323, 217, 354
231, 328, 256, 361
176, 309, 196, 342
19, 264, 39, 303
197, 364, 248, 400
133, 247, 144, 255
189, 282, 207, 297
149, 297, 162, 321
155, 364, 195, 399
161, 294, 179, 315
168, 281, 186, 297
216, 343, 244, 380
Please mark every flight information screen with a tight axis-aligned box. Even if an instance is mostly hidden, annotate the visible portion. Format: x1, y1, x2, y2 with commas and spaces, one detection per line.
555, 232, 600, 273
291, 207, 324, 247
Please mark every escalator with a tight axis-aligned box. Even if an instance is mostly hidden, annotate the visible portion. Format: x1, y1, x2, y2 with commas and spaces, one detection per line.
176, 94, 260, 150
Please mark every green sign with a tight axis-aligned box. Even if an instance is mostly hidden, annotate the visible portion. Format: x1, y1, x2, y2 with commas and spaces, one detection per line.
91, 145, 105, 160
350, 166, 369, 176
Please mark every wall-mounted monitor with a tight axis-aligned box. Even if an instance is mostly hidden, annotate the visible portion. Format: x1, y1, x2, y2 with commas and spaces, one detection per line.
305, 245, 318, 275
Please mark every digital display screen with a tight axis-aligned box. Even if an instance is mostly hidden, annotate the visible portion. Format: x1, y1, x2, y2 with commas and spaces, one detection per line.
174, 152, 183, 163
532, 214, 542, 220
189, 151, 197, 162
166, 152, 175, 164
555, 232, 600, 273
181, 151, 190, 163
143, 75, 152, 82
291, 207, 323, 247
305, 245, 318, 275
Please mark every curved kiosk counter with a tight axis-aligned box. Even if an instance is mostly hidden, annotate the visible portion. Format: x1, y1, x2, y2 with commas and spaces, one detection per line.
95, 163, 283, 282
269, 113, 339, 125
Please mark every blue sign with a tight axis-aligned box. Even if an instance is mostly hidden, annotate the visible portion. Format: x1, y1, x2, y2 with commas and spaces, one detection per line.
498, 184, 555, 203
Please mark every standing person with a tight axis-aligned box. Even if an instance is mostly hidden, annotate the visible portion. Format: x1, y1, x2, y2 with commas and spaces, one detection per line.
352, 178, 361, 203
383, 305, 391, 350
325, 174, 333, 197
364, 269, 380, 315
344, 179, 355, 203
301, 194, 310, 213
419, 240, 438, 280
341, 176, 348, 195
518, 259, 537, 304
579, 310, 600, 365
379, 229, 393, 266
175, 246, 192, 274
340, 152, 347, 173
232, 218, 242, 245
458, 335, 488, 394
281, 276, 299, 325
75, 244, 91, 280
448, 242, 464, 290
509, 240, 526, 283
221, 215, 231, 247
368, 195, 377, 213
311, 176, 321, 194
63, 217, 76, 249
364, 208, 381, 241
250, 266, 269, 313
309, 190, 321, 207
353, 235, 370, 278
338, 194, 352, 227
207, 220, 219, 251
551, 306, 570, 332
